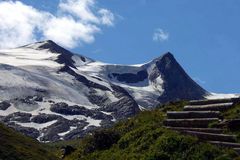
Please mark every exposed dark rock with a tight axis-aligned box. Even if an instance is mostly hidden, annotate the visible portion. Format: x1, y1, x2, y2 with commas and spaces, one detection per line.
40, 119, 69, 142
48, 100, 55, 103
87, 91, 108, 107
70, 119, 89, 128
3, 112, 32, 123
35, 88, 47, 93
50, 102, 113, 120
91, 76, 103, 81
40, 118, 89, 141
109, 70, 148, 83
50, 102, 91, 116
15, 98, 38, 105
29, 95, 43, 102
31, 114, 61, 124
0, 101, 11, 110
80, 56, 86, 62
101, 85, 140, 120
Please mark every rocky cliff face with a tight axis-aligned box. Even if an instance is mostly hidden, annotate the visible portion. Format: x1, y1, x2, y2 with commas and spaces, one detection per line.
153, 52, 206, 103
0, 40, 207, 141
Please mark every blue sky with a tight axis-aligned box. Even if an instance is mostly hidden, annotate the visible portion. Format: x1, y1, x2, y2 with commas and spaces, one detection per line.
0, 0, 240, 93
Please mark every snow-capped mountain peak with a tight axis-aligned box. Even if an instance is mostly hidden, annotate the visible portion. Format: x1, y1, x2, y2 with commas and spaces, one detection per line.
0, 40, 208, 142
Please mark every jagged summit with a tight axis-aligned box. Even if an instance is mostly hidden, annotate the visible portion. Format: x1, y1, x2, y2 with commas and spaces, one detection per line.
8, 40, 93, 68
22, 40, 72, 54
158, 52, 174, 60
142, 52, 174, 68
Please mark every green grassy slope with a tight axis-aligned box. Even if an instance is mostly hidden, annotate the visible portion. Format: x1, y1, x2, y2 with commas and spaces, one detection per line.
222, 102, 240, 119
2, 101, 240, 160
0, 123, 58, 160
59, 101, 239, 160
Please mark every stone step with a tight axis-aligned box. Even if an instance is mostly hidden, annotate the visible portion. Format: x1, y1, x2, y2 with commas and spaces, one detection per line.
181, 131, 237, 142
167, 111, 221, 119
233, 148, 240, 155
189, 97, 240, 105
183, 102, 233, 111
166, 127, 224, 134
163, 118, 219, 128
208, 141, 240, 148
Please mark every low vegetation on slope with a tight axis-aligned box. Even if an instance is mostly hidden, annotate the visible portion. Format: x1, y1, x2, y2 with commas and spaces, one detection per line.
2, 101, 240, 160
54, 101, 239, 160
0, 123, 58, 160
222, 102, 240, 119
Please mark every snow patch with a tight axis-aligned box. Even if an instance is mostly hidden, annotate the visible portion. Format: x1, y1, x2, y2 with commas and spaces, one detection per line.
0, 48, 60, 67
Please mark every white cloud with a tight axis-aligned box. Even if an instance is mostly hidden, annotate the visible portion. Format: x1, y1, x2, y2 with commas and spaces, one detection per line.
0, 0, 115, 49
98, 9, 115, 26
42, 16, 100, 48
0, 1, 47, 49
59, 0, 99, 23
153, 28, 169, 42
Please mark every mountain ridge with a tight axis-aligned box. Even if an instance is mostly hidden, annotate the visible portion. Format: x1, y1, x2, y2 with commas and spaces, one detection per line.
0, 40, 208, 141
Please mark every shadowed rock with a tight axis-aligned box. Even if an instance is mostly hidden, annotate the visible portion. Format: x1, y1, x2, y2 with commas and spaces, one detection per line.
109, 70, 148, 83
3, 112, 32, 123
153, 53, 207, 103
31, 114, 61, 124
50, 102, 113, 120
0, 101, 11, 110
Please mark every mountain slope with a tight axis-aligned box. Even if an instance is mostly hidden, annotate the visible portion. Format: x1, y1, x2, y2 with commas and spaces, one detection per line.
61, 102, 238, 160
0, 40, 208, 141
0, 122, 58, 160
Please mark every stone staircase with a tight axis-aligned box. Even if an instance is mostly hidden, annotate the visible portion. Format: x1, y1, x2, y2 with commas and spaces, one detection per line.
163, 97, 240, 154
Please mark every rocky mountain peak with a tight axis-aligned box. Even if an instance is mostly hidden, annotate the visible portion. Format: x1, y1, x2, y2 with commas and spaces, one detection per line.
31, 40, 72, 55
142, 52, 175, 69
0, 40, 210, 142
